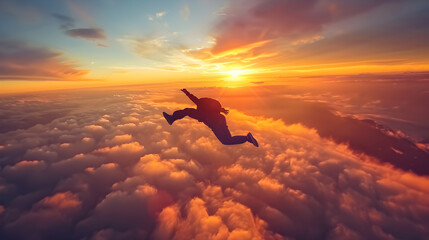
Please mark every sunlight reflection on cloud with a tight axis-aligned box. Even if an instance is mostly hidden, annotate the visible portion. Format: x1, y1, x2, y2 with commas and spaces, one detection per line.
0, 91, 428, 240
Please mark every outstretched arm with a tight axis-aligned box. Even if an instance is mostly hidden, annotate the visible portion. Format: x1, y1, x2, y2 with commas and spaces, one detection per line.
181, 89, 199, 105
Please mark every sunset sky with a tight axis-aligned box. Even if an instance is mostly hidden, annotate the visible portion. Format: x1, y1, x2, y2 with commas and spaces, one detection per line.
1, 0, 429, 93
1, 1, 429, 240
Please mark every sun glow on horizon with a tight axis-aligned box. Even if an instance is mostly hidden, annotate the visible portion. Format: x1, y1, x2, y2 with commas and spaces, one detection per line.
226, 70, 245, 78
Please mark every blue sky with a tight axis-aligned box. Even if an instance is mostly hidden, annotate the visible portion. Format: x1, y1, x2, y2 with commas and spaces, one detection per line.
1, 0, 429, 93
0, 0, 226, 79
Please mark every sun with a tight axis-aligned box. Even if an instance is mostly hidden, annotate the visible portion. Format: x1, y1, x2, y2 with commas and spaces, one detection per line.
226, 70, 244, 78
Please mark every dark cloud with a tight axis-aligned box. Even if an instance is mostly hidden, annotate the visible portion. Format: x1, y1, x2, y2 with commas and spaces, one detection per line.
52, 13, 75, 30
0, 86, 428, 240
52, 13, 107, 43
0, 40, 89, 81
118, 35, 186, 62
65, 28, 106, 41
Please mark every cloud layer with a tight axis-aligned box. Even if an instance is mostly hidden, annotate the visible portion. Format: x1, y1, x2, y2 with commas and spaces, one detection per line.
160, 84, 429, 175
0, 87, 428, 240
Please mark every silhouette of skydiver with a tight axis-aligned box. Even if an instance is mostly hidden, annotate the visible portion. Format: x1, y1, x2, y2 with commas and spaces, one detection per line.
163, 89, 259, 147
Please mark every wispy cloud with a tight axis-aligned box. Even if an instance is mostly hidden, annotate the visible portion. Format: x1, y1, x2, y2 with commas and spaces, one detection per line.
118, 35, 175, 61
148, 11, 167, 22
129, 1, 429, 77
181, 0, 429, 76
52, 13, 75, 30
65, 28, 106, 41
52, 13, 107, 44
156, 11, 167, 18
210, 0, 399, 54
180, 3, 190, 20
0, 40, 89, 81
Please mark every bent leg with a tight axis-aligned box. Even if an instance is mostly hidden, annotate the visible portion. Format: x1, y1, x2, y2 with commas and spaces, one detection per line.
211, 125, 248, 145
170, 108, 199, 123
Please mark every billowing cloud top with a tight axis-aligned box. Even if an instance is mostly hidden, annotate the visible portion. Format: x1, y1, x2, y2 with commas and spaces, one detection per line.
0, 87, 428, 240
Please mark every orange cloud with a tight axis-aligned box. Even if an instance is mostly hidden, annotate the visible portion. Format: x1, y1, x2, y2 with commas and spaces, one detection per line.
155, 192, 272, 239
0, 41, 90, 81
178, 0, 429, 77
37, 191, 81, 211
95, 142, 144, 154
104, 134, 133, 146
2, 88, 429, 239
